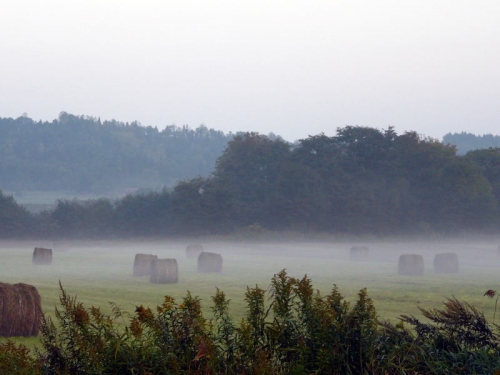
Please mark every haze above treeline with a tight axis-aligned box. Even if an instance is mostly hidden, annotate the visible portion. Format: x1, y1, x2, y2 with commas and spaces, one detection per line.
1, 112, 500, 238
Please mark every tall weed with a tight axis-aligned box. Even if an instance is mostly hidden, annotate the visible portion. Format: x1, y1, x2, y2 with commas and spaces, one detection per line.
1, 271, 499, 374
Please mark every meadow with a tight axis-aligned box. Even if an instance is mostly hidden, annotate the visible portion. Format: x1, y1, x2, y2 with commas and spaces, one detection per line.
1, 236, 500, 347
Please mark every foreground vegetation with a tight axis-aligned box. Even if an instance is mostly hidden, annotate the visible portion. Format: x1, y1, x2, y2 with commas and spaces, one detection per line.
1, 238, 500, 373
1, 269, 500, 374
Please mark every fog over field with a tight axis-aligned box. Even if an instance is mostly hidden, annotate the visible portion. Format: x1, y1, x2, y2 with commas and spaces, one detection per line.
1, 237, 500, 325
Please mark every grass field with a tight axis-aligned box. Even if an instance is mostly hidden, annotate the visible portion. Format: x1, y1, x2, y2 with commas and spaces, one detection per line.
1, 236, 500, 347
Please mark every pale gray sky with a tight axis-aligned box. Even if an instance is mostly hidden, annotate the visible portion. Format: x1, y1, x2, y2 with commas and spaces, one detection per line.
1, 1, 499, 141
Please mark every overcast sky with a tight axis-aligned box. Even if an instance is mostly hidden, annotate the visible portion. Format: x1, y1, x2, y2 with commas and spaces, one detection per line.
1, 1, 499, 142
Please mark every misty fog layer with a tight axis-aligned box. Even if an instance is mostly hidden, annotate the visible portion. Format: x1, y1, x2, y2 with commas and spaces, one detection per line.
1, 238, 498, 322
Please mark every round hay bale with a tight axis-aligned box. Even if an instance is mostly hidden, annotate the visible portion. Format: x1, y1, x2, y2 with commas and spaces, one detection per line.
186, 244, 204, 259
0, 282, 42, 337
133, 253, 158, 277
150, 259, 178, 284
33, 247, 52, 265
434, 252, 459, 274
350, 246, 369, 261
398, 254, 424, 276
198, 252, 223, 273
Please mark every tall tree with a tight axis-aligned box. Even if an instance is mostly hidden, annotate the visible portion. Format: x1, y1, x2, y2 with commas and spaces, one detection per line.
213, 133, 291, 228
0, 190, 32, 237
465, 148, 500, 205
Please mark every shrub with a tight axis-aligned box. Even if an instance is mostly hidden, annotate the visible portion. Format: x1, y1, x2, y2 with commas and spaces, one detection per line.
2, 273, 500, 374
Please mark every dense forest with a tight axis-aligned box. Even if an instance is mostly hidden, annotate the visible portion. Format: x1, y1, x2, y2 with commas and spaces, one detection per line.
1, 113, 495, 195
443, 132, 500, 154
1, 125, 500, 238
0, 112, 234, 193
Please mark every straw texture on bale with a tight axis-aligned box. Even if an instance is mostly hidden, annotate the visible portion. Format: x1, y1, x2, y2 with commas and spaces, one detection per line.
186, 244, 204, 259
434, 252, 459, 274
350, 246, 369, 261
150, 259, 178, 284
133, 254, 158, 277
398, 254, 424, 276
33, 247, 52, 265
0, 282, 42, 337
198, 252, 223, 273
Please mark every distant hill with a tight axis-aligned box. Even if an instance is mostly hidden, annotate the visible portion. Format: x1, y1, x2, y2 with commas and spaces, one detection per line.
0, 112, 234, 195
442, 132, 500, 154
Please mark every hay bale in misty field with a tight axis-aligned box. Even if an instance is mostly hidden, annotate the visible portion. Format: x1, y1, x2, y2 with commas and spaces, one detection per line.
33, 247, 52, 265
398, 254, 424, 276
198, 252, 223, 273
434, 252, 459, 274
133, 254, 158, 277
0, 282, 42, 337
350, 246, 369, 261
150, 259, 178, 284
186, 244, 204, 259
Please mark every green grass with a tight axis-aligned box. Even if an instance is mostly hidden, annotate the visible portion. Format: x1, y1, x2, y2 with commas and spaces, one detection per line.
1, 237, 500, 348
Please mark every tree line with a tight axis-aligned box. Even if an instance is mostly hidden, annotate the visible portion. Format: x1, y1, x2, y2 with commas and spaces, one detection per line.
0, 112, 234, 193
1, 125, 500, 238
443, 131, 500, 154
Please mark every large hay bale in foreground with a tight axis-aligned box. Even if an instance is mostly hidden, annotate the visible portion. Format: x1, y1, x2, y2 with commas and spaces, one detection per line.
434, 252, 459, 274
0, 282, 42, 337
350, 246, 369, 261
398, 254, 424, 276
198, 252, 223, 273
186, 244, 204, 259
150, 259, 178, 284
33, 247, 52, 265
133, 254, 158, 277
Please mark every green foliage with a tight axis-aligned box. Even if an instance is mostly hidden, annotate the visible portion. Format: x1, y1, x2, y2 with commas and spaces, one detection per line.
465, 148, 500, 209
443, 131, 500, 154
400, 298, 500, 374
0, 113, 233, 194
114, 190, 171, 237
0, 189, 33, 238
0, 341, 39, 374
205, 127, 499, 235
214, 132, 291, 228
1, 272, 500, 374
3, 125, 500, 238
